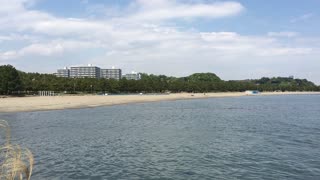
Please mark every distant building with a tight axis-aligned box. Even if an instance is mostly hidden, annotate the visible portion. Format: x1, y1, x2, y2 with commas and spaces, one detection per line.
55, 64, 127, 80
123, 72, 141, 80
56, 67, 70, 78
70, 64, 101, 78
100, 67, 122, 80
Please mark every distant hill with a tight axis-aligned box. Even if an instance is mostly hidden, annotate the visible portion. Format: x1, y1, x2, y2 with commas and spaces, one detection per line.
255, 77, 316, 86
184, 73, 222, 82
237, 77, 318, 91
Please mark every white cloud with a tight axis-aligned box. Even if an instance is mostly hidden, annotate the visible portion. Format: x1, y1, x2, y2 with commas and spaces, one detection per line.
0, 0, 319, 84
136, 0, 173, 9
268, 31, 298, 38
0, 36, 12, 42
0, 0, 315, 60
131, 1, 245, 21
0, 40, 101, 60
0, 51, 18, 60
257, 47, 312, 56
290, 13, 314, 23
0, 0, 25, 13
0, 34, 38, 43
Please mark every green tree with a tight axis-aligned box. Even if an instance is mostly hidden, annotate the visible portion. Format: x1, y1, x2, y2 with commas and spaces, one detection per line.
0, 65, 23, 95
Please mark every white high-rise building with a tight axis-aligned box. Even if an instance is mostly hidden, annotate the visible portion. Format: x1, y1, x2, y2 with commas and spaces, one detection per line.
123, 71, 141, 80
56, 67, 70, 78
70, 65, 101, 78
100, 67, 122, 80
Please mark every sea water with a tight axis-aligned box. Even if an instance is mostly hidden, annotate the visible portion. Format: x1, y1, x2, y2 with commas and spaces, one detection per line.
0, 95, 319, 179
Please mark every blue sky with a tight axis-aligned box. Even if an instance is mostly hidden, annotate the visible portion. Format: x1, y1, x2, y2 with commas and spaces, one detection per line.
0, 0, 320, 84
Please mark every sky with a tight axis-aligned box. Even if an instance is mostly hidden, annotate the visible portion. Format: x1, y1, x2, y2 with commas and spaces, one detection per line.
0, 0, 320, 84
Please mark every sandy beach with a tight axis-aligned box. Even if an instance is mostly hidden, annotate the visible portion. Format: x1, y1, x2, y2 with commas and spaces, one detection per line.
0, 92, 319, 113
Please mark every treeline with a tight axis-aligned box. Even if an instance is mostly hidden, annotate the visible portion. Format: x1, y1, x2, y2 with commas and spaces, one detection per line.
0, 65, 319, 95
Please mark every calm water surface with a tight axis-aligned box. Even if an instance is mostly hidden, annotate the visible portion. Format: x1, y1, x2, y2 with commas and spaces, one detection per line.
1, 95, 320, 180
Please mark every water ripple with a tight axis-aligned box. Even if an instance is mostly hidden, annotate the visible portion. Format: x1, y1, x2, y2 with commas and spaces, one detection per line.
1, 95, 320, 179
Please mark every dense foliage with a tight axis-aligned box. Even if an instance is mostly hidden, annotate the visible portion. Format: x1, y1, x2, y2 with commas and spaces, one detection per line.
0, 65, 319, 95
0, 65, 22, 95
252, 77, 318, 91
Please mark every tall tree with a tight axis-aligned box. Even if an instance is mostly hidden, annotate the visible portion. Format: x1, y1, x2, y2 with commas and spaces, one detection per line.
0, 65, 22, 95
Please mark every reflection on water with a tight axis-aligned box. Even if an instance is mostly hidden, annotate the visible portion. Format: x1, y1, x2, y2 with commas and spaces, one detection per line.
1, 95, 320, 179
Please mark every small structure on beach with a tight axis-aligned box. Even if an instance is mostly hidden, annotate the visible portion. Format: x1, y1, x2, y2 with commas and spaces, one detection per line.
39, 91, 55, 96
245, 90, 260, 95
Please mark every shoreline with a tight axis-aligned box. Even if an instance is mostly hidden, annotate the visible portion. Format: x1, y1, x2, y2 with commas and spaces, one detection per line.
0, 92, 320, 113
